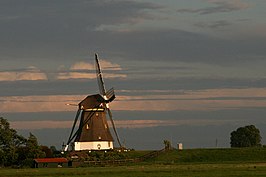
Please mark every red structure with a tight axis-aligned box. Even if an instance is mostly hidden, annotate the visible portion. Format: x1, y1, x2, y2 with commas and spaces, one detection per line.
33, 158, 70, 168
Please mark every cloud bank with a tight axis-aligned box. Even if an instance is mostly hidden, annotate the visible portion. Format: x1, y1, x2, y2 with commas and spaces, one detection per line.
178, 0, 250, 15
57, 60, 126, 80
1, 88, 266, 113
0, 66, 47, 81
10, 119, 238, 130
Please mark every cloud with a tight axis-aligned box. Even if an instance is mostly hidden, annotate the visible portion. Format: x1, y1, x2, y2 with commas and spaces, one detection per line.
10, 119, 236, 130
0, 0, 263, 66
0, 0, 164, 68
69, 60, 123, 71
0, 0, 161, 45
1, 88, 266, 113
0, 66, 47, 81
0, 95, 82, 113
0, 15, 21, 21
57, 72, 96, 80
195, 20, 232, 29
11, 120, 73, 130
236, 23, 266, 38
178, 0, 250, 15
84, 29, 266, 64
57, 60, 127, 80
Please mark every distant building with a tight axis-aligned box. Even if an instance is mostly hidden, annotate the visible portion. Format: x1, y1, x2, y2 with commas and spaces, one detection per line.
33, 158, 70, 168
177, 143, 183, 150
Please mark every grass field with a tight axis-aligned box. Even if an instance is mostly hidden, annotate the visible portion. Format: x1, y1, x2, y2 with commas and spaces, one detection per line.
1, 148, 266, 177
1, 163, 266, 177
152, 148, 266, 163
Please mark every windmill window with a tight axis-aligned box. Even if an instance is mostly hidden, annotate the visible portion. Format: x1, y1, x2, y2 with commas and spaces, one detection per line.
86, 124, 89, 130
96, 113, 99, 117
98, 136, 101, 140
104, 124, 107, 129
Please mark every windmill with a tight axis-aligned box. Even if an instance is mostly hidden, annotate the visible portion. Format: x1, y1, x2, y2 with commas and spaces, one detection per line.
64, 53, 122, 151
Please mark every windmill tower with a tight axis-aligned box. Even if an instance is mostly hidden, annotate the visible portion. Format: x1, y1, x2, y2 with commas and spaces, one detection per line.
64, 54, 121, 151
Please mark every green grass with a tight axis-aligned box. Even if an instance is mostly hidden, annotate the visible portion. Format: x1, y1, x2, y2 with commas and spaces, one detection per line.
1, 163, 266, 177
152, 148, 266, 164
1, 148, 266, 177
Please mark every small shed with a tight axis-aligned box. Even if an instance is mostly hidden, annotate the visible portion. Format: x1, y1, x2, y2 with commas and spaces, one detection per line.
33, 158, 70, 168
177, 143, 183, 150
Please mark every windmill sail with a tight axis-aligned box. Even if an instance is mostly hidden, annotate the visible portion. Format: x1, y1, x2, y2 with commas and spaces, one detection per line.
95, 53, 106, 96
95, 54, 122, 148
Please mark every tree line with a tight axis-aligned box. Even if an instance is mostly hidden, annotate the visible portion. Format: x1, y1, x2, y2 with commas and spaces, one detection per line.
0, 117, 61, 167
0, 116, 263, 167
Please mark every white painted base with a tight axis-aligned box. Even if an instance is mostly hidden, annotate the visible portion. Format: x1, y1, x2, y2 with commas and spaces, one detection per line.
74, 141, 113, 151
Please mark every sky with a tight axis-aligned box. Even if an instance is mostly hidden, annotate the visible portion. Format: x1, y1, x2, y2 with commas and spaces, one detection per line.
1, 0, 266, 150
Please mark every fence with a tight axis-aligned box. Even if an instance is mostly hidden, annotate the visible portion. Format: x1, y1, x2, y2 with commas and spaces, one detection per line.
79, 148, 167, 166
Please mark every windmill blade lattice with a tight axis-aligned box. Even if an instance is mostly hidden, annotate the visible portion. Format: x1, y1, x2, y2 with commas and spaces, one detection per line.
95, 53, 106, 96
106, 108, 122, 147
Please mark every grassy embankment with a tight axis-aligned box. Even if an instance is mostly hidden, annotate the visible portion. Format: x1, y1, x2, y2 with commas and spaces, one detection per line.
153, 147, 266, 164
1, 148, 266, 177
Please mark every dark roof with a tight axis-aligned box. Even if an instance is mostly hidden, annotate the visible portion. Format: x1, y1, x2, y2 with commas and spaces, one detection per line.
34, 158, 68, 163
79, 94, 104, 109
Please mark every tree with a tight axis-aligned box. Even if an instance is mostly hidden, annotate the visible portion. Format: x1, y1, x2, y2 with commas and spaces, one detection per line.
0, 117, 26, 166
0, 117, 48, 167
163, 140, 172, 150
25, 133, 45, 159
230, 125, 262, 148
41, 146, 53, 158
